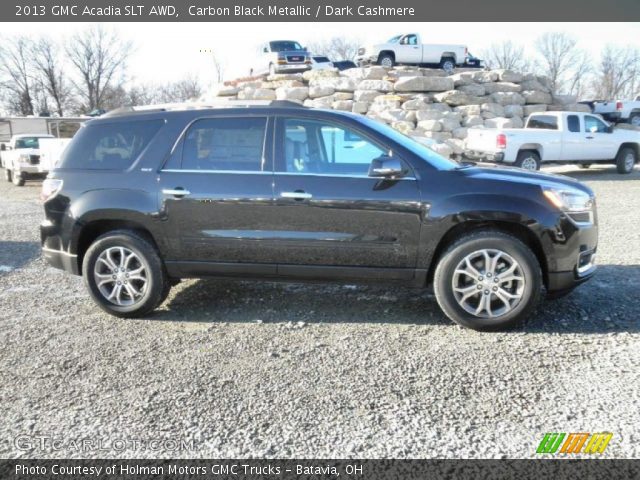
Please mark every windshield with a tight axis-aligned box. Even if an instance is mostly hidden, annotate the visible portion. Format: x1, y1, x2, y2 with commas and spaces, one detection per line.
357, 115, 458, 170
14, 137, 46, 149
386, 35, 402, 44
270, 41, 304, 52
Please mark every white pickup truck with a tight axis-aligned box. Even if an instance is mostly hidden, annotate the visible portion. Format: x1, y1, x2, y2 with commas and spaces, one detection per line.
590, 96, 640, 126
1, 134, 54, 186
355, 33, 467, 70
465, 111, 640, 174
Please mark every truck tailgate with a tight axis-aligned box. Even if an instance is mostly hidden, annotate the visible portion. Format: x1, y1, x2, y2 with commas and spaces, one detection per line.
465, 128, 498, 152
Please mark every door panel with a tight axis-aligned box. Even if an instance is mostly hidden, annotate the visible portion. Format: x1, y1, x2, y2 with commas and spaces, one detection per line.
583, 115, 614, 159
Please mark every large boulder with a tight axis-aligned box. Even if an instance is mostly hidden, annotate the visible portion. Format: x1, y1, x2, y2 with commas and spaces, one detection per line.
523, 104, 548, 116
449, 72, 476, 86
417, 119, 443, 132
275, 86, 309, 102
391, 121, 415, 134
394, 76, 454, 92
352, 101, 370, 114
380, 109, 416, 123
309, 76, 356, 92
483, 82, 522, 94
503, 104, 524, 118
495, 69, 523, 83
401, 97, 432, 110
332, 100, 354, 111
434, 90, 483, 106
455, 105, 481, 117
552, 94, 578, 105
463, 115, 484, 127
309, 85, 335, 98
238, 88, 276, 100
458, 84, 486, 96
357, 79, 394, 92
440, 117, 461, 132
519, 79, 551, 93
354, 90, 382, 102
484, 117, 519, 128
302, 69, 339, 81
215, 85, 239, 97
472, 71, 499, 83
266, 73, 304, 82
452, 127, 469, 139
481, 103, 506, 117
522, 90, 553, 104
343, 66, 387, 80
416, 110, 446, 122
490, 92, 526, 106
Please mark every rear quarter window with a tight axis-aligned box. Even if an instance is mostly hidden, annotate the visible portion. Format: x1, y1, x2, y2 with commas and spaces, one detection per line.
58, 120, 163, 170
527, 115, 558, 130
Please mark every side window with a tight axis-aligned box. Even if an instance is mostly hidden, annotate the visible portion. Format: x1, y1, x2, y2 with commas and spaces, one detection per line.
182, 117, 266, 171
58, 120, 163, 170
567, 115, 580, 133
282, 118, 385, 176
584, 115, 607, 133
527, 115, 558, 130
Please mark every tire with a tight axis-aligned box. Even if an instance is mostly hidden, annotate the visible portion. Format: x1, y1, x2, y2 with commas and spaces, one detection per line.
433, 230, 542, 331
378, 53, 394, 68
4, 168, 11, 183
440, 57, 455, 72
12, 171, 25, 186
629, 114, 640, 127
578, 163, 591, 169
616, 146, 637, 174
82, 230, 169, 318
515, 150, 541, 171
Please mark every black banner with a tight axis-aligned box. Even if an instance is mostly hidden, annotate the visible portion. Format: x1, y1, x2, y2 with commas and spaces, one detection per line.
5, 0, 640, 22
1, 459, 640, 480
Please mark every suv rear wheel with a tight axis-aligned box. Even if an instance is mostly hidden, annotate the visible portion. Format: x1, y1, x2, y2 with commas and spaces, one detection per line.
82, 230, 170, 318
434, 231, 542, 331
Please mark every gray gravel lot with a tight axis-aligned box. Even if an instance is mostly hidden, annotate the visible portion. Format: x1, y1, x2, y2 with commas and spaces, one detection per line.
0, 164, 639, 459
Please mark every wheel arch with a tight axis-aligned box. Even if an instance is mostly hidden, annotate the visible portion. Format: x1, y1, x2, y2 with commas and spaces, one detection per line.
616, 142, 639, 159
440, 52, 457, 63
377, 50, 395, 63
426, 220, 549, 289
518, 144, 543, 160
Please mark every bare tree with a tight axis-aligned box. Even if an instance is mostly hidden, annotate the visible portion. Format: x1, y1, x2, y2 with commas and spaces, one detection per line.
534, 32, 591, 95
480, 41, 531, 72
592, 45, 640, 99
156, 75, 203, 103
307, 37, 361, 61
66, 26, 132, 113
0, 36, 36, 115
31, 37, 73, 116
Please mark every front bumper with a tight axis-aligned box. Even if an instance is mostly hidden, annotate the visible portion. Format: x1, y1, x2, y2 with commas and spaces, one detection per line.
40, 220, 79, 275
275, 64, 311, 73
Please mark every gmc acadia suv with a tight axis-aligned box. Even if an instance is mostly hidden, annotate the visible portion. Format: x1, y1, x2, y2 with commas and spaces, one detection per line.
40, 101, 597, 330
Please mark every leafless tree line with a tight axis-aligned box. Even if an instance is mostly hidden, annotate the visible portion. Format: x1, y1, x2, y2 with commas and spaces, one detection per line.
481, 33, 640, 99
0, 26, 204, 117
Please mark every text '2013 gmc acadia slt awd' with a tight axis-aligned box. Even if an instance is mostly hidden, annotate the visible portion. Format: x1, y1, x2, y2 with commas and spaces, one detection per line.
40, 101, 597, 330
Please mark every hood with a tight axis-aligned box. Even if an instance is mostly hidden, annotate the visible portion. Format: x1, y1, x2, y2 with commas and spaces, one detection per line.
459, 164, 593, 196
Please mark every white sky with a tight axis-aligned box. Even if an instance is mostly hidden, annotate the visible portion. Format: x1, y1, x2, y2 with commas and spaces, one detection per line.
1, 22, 639, 89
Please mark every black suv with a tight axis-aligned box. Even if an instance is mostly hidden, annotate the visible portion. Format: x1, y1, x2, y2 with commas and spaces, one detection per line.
40, 101, 597, 330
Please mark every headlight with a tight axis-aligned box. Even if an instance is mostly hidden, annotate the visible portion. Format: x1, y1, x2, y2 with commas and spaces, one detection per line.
542, 186, 593, 212
19, 153, 30, 162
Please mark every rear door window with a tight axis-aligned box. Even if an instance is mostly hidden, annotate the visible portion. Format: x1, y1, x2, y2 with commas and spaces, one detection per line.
59, 120, 163, 170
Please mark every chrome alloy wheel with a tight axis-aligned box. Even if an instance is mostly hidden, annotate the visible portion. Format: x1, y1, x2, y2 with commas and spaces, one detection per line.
624, 152, 635, 171
94, 247, 148, 306
452, 249, 525, 318
520, 157, 538, 170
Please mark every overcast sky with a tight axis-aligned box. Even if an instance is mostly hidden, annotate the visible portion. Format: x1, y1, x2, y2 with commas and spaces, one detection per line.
1, 22, 639, 87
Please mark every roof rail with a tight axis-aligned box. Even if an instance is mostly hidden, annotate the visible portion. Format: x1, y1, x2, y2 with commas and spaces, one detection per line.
102, 100, 305, 117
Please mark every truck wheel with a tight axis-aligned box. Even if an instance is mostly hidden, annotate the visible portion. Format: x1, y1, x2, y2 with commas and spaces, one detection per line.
82, 230, 170, 318
629, 114, 640, 127
12, 171, 25, 186
378, 53, 394, 68
434, 230, 542, 331
515, 151, 541, 170
4, 168, 11, 183
440, 57, 456, 72
616, 147, 637, 174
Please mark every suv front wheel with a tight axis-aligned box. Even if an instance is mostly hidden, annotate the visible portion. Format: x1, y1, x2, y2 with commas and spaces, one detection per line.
434, 231, 542, 331
82, 230, 170, 318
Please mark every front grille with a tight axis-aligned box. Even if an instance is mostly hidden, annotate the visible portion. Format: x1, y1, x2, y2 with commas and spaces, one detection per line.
29, 155, 40, 165
286, 55, 304, 63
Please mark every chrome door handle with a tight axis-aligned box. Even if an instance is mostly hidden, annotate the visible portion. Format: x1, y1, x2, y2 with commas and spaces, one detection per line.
162, 188, 191, 197
281, 191, 312, 200
586, 136, 594, 139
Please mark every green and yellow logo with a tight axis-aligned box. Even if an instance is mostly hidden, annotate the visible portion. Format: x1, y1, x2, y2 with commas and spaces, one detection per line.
537, 432, 613, 454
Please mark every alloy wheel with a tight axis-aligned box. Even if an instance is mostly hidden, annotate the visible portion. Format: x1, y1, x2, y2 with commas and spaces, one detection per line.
451, 249, 525, 318
94, 246, 148, 306
520, 157, 538, 170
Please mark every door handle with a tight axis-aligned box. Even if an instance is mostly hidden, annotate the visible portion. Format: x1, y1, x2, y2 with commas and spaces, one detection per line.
281, 191, 312, 200
586, 136, 594, 139
162, 188, 191, 197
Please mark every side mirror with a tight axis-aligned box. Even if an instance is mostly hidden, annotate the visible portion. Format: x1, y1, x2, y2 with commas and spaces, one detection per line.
368, 155, 405, 178
263, 47, 268, 53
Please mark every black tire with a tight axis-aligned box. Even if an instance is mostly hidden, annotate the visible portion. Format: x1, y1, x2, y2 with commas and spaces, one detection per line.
82, 230, 169, 318
629, 114, 640, 127
440, 57, 456, 72
4, 168, 11, 183
433, 230, 542, 331
12, 171, 25, 186
378, 53, 394, 68
616, 146, 637, 174
515, 150, 541, 171
578, 163, 591, 169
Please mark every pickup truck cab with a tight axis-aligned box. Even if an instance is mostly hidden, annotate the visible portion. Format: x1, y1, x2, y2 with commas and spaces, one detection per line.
356, 33, 467, 70
251, 40, 311, 76
1, 133, 54, 186
592, 96, 640, 126
465, 112, 640, 173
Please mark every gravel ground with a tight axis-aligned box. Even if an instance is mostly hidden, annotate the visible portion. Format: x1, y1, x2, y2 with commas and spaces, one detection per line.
0, 164, 638, 459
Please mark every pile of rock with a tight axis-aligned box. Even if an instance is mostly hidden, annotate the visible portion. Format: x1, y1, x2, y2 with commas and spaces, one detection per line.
212, 66, 590, 158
